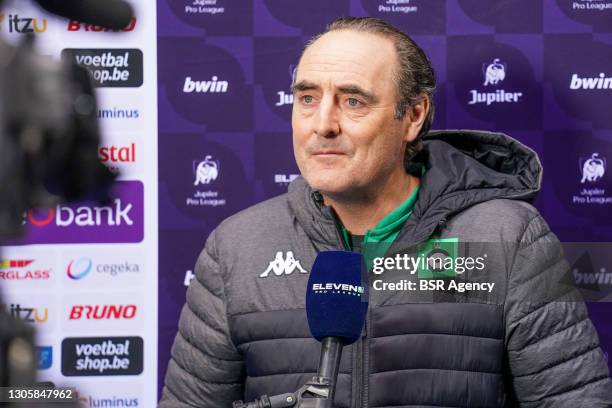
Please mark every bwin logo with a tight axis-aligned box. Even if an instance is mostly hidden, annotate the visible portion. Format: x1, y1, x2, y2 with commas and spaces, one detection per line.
483, 58, 506, 86
580, 153, 606, 184
193, 156, 219, 186
183, 76, 228, 93
260, 251, 308, 277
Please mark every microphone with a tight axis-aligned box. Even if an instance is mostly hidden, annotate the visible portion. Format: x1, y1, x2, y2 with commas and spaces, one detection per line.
34, 0, 135, 31
305, 251, 368, 407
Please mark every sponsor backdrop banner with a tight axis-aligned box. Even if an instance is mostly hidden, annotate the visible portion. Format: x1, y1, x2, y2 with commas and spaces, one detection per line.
0, 0, 157, 406
157, 0, 612, 398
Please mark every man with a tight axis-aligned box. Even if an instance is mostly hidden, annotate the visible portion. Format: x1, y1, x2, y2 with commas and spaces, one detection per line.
159, 17, 612, 407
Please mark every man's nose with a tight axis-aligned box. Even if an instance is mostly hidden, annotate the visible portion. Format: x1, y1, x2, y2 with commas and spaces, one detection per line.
314, 97, 340, 138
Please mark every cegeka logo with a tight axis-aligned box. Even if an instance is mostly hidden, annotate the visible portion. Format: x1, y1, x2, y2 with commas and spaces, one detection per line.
0, 259, 51, 280
67, 17, 136, 32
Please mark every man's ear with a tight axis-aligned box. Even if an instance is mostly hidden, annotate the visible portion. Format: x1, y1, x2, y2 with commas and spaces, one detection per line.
403, 95, 429, 142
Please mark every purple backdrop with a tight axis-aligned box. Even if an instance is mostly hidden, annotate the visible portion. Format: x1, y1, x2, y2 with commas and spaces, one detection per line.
157, 0, 612, 396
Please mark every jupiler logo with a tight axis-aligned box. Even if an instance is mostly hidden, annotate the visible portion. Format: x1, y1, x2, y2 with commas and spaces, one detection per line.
275, 65, 296, 107
581, 153, 606, 183
260, 251, 308, 277
469, 58, 523, 105
573, 153, 612, 205
194, 156, 219, 185
187, 156, 226, 207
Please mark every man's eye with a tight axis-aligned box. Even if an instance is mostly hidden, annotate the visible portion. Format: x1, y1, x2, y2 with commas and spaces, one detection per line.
302, 95, 314, 104
347, 98, 360, 107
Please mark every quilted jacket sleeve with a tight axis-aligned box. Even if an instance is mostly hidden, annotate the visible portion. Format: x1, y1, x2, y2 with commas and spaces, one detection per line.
159, 229, 245, 407
504, 214, 612, 407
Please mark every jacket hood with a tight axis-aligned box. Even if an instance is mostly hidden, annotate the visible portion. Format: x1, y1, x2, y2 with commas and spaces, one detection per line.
288, 129, 542, 248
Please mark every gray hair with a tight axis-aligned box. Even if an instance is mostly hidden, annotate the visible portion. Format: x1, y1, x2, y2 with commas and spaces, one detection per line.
297, 17, 436, 163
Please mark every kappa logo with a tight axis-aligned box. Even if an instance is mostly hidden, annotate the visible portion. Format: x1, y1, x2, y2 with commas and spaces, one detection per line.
260, 251, 308, 277
193, 156, 219, 186
483, 58, 506, 86
580, 153, 606, 183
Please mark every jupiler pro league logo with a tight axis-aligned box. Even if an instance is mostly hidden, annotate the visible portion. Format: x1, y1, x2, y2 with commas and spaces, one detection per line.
581, 153, 606, 183
193, 156, 219, 186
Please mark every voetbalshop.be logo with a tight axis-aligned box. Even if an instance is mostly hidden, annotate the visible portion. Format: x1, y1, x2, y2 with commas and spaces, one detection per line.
62, 49, 143, 88
17, 181, 143, 244
61, 337, 143, 376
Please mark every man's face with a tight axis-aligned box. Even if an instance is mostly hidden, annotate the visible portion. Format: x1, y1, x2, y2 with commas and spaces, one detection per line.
292, 30, 417, 198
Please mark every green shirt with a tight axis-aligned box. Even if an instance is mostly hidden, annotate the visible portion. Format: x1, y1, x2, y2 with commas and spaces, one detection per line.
340, 185, 420, 268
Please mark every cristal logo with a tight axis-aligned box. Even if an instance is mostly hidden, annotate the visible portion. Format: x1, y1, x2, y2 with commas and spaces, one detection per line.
26, 199, 133, 228
570, 73, 612, 90
99, 143, 136, 163
0, 259, 51, 280
193, 156, 219, 186
69, 305, 137, 320
183, 76, 228, 93
0, 14, 47, 33
580, 153, 606, 183
67, 258, 93, 280
469, 58, 523, 105
67, 17, 136, 32
311, 283, 365, 295
0, 304, 48, 323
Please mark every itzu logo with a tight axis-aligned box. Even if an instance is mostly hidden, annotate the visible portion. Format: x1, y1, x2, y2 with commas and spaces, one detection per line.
275, 65, 296, 107
0, 14, 47, 33
0, 259, 51, 280
61, 337, 143, 376
574, 153, 612, 205
469, 58, 523, 105
187, 156, 226, 207
311, 282, 365, 296
260, 251, 308, 277
0, 303, 48, 324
